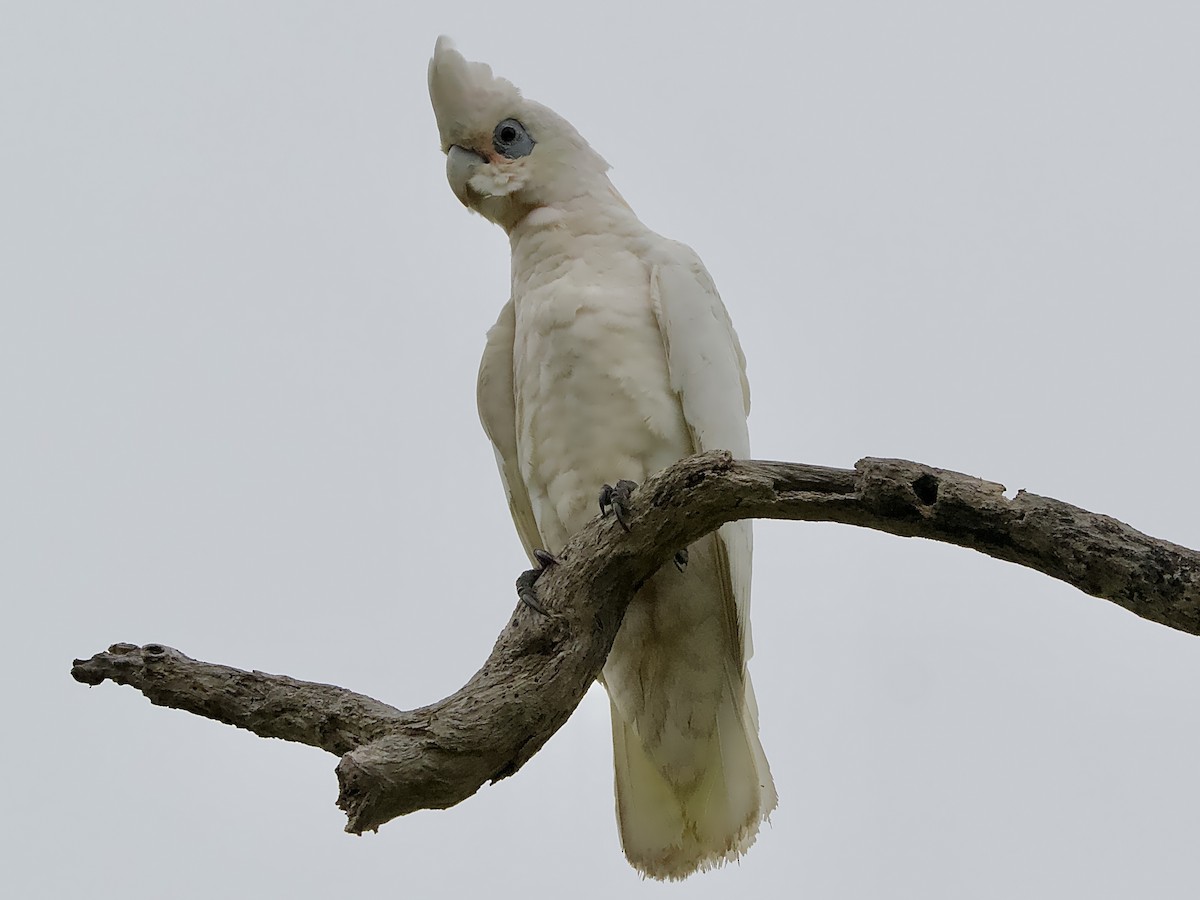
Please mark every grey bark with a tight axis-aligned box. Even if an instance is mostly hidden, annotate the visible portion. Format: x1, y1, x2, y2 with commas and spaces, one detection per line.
71, 452, 1200, 834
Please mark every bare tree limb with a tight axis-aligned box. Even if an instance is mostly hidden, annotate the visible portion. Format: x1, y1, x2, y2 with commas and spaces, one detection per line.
70, 642, 404, 756
71, 452, 1200, 834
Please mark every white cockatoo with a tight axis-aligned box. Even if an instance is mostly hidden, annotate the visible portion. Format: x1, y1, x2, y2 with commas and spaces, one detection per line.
428, 38, 775, 880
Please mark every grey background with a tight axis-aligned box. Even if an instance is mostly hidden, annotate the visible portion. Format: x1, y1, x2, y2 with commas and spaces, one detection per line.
4, 2, 1199, 898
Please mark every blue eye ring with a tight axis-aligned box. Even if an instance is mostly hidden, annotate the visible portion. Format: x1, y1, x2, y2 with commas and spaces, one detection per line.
493, 118, 535, 159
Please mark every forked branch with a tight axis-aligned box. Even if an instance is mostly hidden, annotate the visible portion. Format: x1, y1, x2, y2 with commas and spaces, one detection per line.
71, 452, 1200, 833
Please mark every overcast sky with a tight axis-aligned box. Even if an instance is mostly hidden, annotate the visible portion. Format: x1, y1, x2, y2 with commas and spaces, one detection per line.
4, 2, 1199, 898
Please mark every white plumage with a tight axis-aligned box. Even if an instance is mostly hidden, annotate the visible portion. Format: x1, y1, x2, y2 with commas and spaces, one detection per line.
429, 37, 775, 879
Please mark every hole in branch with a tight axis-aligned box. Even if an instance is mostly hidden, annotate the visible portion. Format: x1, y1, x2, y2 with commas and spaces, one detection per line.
912, 473, 939, 506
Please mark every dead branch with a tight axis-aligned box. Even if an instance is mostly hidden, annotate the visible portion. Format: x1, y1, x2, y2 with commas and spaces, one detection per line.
71, 452, 1200, 834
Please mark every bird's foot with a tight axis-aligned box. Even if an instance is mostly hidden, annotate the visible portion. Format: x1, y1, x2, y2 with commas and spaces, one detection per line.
516, 549, 561, 615
598, 479, 638, 532
673, 548, 689, 573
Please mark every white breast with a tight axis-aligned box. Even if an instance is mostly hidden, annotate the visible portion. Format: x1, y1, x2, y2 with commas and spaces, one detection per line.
510, 232, 690, 551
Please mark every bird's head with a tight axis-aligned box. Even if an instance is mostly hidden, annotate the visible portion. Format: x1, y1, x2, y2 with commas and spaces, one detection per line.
428, 37, 613, 232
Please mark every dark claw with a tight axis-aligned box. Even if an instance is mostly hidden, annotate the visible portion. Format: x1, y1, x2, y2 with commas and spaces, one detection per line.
516, 569, 547, 614
674, 548, 689, 573
516, 548, 559, 615
516, 569, 549, 615
599, 479, 638, 532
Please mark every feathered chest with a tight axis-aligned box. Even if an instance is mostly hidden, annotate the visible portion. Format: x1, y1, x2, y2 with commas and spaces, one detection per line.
512, 247, 656, 381
509, 243, 692, 533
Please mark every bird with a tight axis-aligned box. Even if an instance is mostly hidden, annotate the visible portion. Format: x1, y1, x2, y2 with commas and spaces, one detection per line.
427, 37, 775, 880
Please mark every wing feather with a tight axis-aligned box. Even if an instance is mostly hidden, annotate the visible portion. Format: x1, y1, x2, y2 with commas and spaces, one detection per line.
649, 246, 755, 670
477, 299, 541, 565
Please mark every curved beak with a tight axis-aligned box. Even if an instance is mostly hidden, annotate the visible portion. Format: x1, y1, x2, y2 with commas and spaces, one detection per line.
447, 144, 486, 206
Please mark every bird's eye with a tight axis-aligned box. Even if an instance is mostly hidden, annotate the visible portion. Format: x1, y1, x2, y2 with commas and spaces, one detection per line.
492, 118, 535, 159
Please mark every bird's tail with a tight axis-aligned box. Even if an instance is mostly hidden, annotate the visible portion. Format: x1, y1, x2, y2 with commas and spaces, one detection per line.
609, 672, 776, 880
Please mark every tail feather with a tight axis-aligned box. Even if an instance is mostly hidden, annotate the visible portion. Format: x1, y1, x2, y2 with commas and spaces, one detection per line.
610, 682, 776, 880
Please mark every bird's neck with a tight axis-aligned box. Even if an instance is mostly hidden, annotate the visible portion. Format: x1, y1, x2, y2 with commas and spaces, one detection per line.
507, 183, 643, 248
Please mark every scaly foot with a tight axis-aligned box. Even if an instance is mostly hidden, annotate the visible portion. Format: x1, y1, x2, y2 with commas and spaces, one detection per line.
515, 548, 561, 615
598, 479, 638, 532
